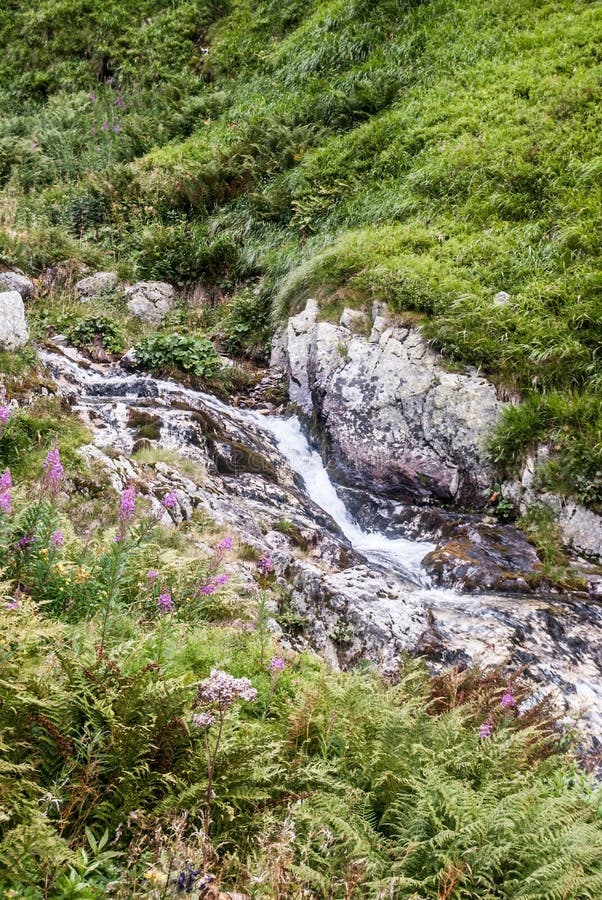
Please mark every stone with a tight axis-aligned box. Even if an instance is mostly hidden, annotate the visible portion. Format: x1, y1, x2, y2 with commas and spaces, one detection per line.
493, 290, 511, 306
75, 271, 119, 299
125, 281, 176, 325
339, 307, 369, 332
0, 269, 35, 299
276, 298, 504, 507
0, 291, 29, 349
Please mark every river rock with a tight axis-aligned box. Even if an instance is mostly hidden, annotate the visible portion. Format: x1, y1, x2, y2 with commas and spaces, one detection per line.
274, 299, 504, 507
0, 270, 35, 299
125, 281, 175, 325
0, 291, 29, 349
75, 271, 119, 299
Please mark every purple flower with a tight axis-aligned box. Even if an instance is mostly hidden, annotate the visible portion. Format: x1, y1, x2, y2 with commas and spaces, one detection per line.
50, 530, 64, 548
232, 619, 255, 632
479, 718, 494, 739
258, 556, 273, 574
158, 590, 173, 613
118, 485, 136, 527
0, 467, 11, 515
200, 584, 215, 595
6, 598, 20, 610
0, 405, 10, 424
115, 96, 125, 108
269, 656, 285, 672
500, 690, 516, 709
147, 568, 160, 581
113, 123, 121, 134
102, 121, 109, 132
88, 91, 97, 103
42, 447, 64, 496
17, 534, 34, 550
214, 573, 229, 586
162, 491, 177, 509
218, 536, 233, 551
192, 711, 215, 728
31, 140, 39, 151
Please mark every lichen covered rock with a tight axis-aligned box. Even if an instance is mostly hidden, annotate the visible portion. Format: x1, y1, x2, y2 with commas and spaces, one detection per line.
0, 290, 29, 349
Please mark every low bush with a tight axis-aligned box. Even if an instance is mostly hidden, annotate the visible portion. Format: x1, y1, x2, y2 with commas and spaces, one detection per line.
134, 332, 222, 383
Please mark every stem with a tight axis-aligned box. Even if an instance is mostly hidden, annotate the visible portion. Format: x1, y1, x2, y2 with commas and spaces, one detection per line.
203, 710, 225, 867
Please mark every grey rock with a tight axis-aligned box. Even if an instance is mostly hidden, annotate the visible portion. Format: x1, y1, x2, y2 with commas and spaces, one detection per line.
120, 347, 138, 368
493, 290, 511, 306
0, 291, 28, 349
0, 270, 35, 299
75, 271, 119, 299
125, 281, 175, 325
277, 299, 504, 506
339, 307, 369, 332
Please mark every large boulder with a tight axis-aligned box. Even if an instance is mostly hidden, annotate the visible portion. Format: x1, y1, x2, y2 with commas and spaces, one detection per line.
124, 281, 175, 325
75, 271, 119, 300
273, 299, 504, 507
0, 270, 35, 299
0, 291, 29, 349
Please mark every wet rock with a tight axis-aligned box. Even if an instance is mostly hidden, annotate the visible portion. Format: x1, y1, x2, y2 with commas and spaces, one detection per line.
125, 281, 175, 325
422, 523, 542, 593
0, 269, 35, 299
0, 290, 29, 349
75, 271, 119, 299
275, 299, 504, 506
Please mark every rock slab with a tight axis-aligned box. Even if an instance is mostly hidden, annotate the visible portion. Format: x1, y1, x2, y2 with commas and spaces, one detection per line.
0, 291, 29, 349
125, 281, 175, 325
273, 299, 504, 507
75, 271, 119, 299
0, 270, 35, 299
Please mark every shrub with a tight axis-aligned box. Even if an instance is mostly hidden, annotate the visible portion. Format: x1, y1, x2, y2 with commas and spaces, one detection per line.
66, 315, 125, 355
134, 332, 222, 382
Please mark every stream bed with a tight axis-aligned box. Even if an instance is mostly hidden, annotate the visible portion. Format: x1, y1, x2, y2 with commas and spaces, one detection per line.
39, 343, 602, 740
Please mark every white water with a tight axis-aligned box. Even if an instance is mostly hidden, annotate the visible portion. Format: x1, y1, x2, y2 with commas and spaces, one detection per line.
261, 414, 435, 581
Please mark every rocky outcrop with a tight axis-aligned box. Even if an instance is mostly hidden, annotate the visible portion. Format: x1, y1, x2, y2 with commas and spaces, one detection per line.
125, 281, 175, 325
75, 271, 119, 299
273, 299, 504, 507
0, 290, 29, 349
0, 270, 35, 299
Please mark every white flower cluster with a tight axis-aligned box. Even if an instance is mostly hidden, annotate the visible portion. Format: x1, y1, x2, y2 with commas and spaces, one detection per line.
196, 668, 257, 713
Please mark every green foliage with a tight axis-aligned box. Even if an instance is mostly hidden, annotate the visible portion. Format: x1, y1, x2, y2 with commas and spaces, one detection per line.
66, 315, 125, 355
0, 400, 89, 480
134, 332, 222, 382
0, 467, 601, 895
219, 287, 272, 360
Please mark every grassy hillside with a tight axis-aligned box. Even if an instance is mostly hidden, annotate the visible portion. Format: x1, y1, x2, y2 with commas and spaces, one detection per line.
0, 0, 601, 506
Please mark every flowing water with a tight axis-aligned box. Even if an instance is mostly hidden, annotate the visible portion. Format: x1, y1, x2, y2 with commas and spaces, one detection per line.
39, 345, 602, 739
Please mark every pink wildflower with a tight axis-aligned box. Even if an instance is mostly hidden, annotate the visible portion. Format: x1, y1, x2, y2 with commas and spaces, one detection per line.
147, 568, 160, 581
118, 485, 136, 527
200, 584, 215, 595
501, 689, 516, 709
479, 717, 494, 739
158, 590, 173, 613
192, 711, 216, 728
0, 405, 9, 424
258, 556, 273, 574
214, 573, 229, 586
42, 447, 64, 495
162, 491, 177, 509
269, 656, 285, 672
218, 536, 233, 551
50, 530, 64, 548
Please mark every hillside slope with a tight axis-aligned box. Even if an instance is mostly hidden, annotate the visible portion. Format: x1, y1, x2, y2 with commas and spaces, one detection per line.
0, 0, 601, 506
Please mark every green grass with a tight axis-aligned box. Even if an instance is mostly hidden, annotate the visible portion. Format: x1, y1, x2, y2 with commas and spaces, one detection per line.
0, 0, 601, 504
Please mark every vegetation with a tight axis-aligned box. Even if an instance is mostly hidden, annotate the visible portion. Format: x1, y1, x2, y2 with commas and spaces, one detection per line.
0, 444, 601, 897
0, 0, 600, 504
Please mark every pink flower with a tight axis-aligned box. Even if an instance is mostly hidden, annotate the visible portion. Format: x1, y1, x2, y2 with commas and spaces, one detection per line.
500, 690, 516, 709
0, 467, 11, 515
88, 91, 97, 103
50, 530, 64, 548
218, 536, 233, 551
102, 121, 109, 132
192, 711, 215, 728
196, 669, 257, 711
6, 598, 19, 610
115, 96, 125, 108
0, 405, 9, 424
158, 591, 173, 613
162, 491, 177, 509
200, 584, 215, 595
147, 568, 160, 581
258, 556, 273, 574
113, 123, 121, 134
42, 447, 64, 495
118, 485, 136, 526
479, 717, 494, 739
214, 573, 229, 586
269, 656, 285, 672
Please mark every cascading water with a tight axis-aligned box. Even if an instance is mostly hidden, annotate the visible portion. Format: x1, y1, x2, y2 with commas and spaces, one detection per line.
39, 345, 602, 738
